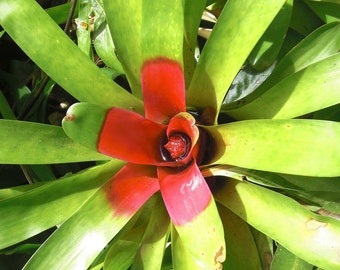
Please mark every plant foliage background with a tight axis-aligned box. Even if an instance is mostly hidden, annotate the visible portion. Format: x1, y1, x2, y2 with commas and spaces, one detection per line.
0, 0, 340, 269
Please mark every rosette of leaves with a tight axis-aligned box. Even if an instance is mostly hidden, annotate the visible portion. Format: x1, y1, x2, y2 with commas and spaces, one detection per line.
0, 0, 340, 269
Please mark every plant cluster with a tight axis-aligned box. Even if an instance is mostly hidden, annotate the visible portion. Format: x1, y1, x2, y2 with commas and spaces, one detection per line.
0, 0, 339, 269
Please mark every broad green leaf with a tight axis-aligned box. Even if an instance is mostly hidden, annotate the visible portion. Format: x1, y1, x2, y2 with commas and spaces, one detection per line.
186, 0, 286, 123
290, 0, 323, 36
259, 22, 340, 90
103, 197, 156, 270
22, 168, 144, 270
224, 53, 340, 119
76, 0, 93, 57
314, 104, 340, 121
201, 165, 301, 190
172, 198, 226, 269
0, 90, 15, 119
103, 0, 183, 98
250, 228, 274, 270
132, 194, 170, 270
45, 2, 78, 25
222, 64, 275, 104
0, 120, 109, 164
217, 203, 262, 270
271, 245, 314, 270
91, 0, 124, 75
248, 0, 293, 70
0, 161, 122, 249
0, 0, 143, 112
222, 22, 340, 113
171, 226, 204, 269
214, 179, 340, 269
204, 119, 340, 177
305, 0, 340, 23
0, 183, 45, 201
93, 22, 124, 76
183, 0, 206, 85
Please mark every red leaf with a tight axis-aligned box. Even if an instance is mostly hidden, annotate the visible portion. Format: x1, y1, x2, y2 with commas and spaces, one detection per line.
98, 107, 166, 165
158, 162, 212, 225
141, 58, 186, 124
105, 163, 159, 216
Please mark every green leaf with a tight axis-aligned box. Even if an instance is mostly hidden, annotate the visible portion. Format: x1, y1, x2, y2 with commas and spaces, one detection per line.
205, 119, 340, 176
271, 244, 314, 270
45, 2, 78, 25
290, 0, 323, 36
131, 194, 170, 270
76, 0, 93, 57
103, 0, 184, 98
171, 226, 203, 269
223, 53, 340, 119
305, 0, 340, 23
103, 197, 156, 270
22, 165, 140, 270
0, 0, 143, 111
214, 178, 340, 269
222, 22, 340, 114
183, 0, 206, 85
217, 203, 262, 270
0, 161, 122, 249
0, 90, 15, 119
186, 0, 286, 123
172, 198, 226, 269
0, 120, 109, 164
248, 0, 293, 70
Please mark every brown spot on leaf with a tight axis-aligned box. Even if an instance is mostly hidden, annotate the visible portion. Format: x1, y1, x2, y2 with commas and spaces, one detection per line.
305, 219, 327, 230
64, 114, 75, 121
214, 245, 225, 269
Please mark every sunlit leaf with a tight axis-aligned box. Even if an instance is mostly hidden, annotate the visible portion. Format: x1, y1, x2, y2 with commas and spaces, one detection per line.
0, 161, 122, 249
0, 0, 143, 111
218, 204, 262, 270
103, 0, 183, 98
0, 120, 109, 164
186, 0, 286, 123
215, 178, 340, 269
248, 0, 293, 70
205, 119, 340, 176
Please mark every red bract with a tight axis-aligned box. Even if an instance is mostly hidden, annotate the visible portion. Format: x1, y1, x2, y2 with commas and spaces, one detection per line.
100, 58, 213, 226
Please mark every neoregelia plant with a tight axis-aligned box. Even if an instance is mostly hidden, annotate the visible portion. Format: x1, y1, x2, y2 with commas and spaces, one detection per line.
0, 0, 340, 269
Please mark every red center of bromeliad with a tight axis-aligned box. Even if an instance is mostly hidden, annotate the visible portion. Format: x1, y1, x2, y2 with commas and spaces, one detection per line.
164, 133, 189, 161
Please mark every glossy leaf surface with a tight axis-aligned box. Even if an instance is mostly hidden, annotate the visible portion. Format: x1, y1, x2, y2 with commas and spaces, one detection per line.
205, 119, 340, 176
225, 53, 340, 119
0, 120, 108, 164
103, 0, 183, 97
158, 163, 226, 268
62, 103, 167, 165
248, 0, 293, 70
186, 0, 286, 121
218, 204, 262, 270
214, 179, 340, 269
23, 164, 157, 270
0, 161, 122, 249
0, 0, 143, 111
223, 22, 340, 112
271, 244, 314, 270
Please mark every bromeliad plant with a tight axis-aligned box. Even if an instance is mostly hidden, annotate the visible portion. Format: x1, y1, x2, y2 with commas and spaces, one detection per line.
0, 0, 340, 269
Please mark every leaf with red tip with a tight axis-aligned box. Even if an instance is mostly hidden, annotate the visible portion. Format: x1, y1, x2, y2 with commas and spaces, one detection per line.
105, 163, 159, 216
141, 58, 186, 123
158, 162, 211, 225
158, 162, 226, 268
63, 103, 168, 165
98, 107, 167, 164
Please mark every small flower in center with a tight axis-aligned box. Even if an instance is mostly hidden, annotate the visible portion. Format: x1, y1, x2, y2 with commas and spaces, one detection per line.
164, 133, 190, 161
